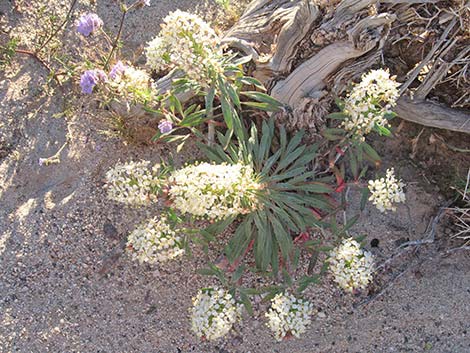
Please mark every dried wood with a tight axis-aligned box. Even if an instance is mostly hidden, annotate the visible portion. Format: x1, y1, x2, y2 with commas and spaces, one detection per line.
395, 96, 470, 134
271, 13, 396, 107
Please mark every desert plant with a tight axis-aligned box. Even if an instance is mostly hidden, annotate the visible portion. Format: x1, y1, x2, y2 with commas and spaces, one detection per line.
198, 118, 334, 273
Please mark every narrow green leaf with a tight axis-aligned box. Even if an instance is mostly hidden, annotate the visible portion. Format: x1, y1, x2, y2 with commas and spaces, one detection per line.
270, 214, 293, 260
282, 268, 293, 287
238, 76, 265, 90
240, 91, 283, 111
360, 187, 369, 211
297, 182, 334, 193
226, 83, 241, 108
275, 145, 306, 172
362, 142, 381, 163
323, 128, 345, 141
239, 290, 253, 315
220, 96, 233, 130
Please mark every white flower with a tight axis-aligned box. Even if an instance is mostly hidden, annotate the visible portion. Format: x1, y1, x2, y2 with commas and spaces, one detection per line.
368, 168, 406, 212
104, 160, 162, 206
190, 288, 242, 340
127, 216, 184, 264
168, 162, 262, 220
265, 292, 313, 341
342, 69, 400, 139
328, 238, 374, 292
108, 64, 156, 103
145, 10, 224, 87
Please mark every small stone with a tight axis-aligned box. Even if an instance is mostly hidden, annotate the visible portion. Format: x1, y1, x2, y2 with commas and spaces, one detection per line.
231, 336, 243, 346
317, 311, 326, 319
103, 222, 119, 240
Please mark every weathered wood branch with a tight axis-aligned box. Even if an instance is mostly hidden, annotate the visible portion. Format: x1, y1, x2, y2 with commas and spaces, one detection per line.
151, 0, 470, 134
395, 96, 470, 134
271, 13, 396, 108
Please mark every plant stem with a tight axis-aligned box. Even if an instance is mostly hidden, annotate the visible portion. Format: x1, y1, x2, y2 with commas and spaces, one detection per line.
36, 0, 78, 53
104, 8, 127, 70
205, 87, 215, 146
15, 49, 53, 73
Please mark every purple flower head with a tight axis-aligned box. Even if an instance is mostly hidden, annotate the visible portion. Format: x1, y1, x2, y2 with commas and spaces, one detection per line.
80, 69, 107, 94
109, 61, 127, 80
158, 120, 173, 134
76, 13, 103, 37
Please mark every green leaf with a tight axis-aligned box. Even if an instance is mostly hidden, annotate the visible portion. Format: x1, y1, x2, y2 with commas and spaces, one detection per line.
232, 55, 253, 66
270, 204, 299, 233
297, 275, 320, 293
169, 94, 184, 117
225, 217, 253, 263
270, 214, 293, 260
283, 130, 304, 158
240, 91, 283, 111
375, 124, 391, 136
226, 83, 241, 108
232, 265, 245, 283
179, 110, 207, 127
323, 128, 345, 141
254, 212, 272, 271
360, 187, 369, 211
239, 290, 253, 315
335, 97, 345, 110
261, 150, 282, 176
205, 86, 215, 117
282, 268, 293, 287
338, 214, 360, 236
275, 145, 306, 173
241, 101, 279, 112
238, 76, 265, 91
297, 182, 334, 193
362, 142, 381, 164
270, 167, 307, 182
348, 148, 359, 180
220, 96, 233, 130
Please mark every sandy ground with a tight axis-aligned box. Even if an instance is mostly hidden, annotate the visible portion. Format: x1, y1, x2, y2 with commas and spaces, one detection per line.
1, 1, 470, 352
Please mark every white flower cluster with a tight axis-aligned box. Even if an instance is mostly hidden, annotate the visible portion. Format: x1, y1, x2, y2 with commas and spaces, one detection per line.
342, 69, 400, 139
145, 10, 224, 87
190, 288, 242, 341
104, 160, 162, 206
328, 238, 374, 292
368, 168, 406, 212
265, 292, 314, 341
109, 65, 156, 103
126, 216, 184, 264
168, 163, 262, 220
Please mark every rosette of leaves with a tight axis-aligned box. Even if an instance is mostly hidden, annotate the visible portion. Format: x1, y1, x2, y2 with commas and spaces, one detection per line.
198, 119, 333, 273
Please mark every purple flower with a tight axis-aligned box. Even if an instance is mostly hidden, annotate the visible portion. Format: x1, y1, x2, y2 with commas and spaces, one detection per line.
76, 13, 103, 37
109, 61, 127, 80
158, 120, 173, 134
80, 69, 107, 94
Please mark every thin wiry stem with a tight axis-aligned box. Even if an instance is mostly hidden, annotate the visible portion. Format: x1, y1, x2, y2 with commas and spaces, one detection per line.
104, 9, 127, 70
36, 0, 78, 53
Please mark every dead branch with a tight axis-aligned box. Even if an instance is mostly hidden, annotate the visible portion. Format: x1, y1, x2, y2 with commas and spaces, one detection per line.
395, 96, 470, 134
